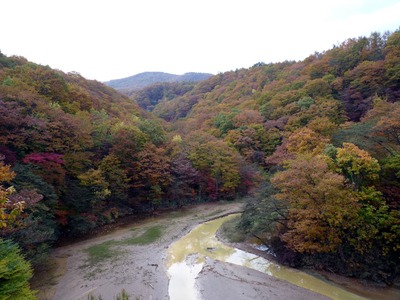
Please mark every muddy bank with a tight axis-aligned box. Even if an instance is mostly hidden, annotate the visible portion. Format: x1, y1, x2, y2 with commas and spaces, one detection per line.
197, 258, 330, 300
33, 201, 243, 299
216, 222, 400, 300
33, 200, 398, 300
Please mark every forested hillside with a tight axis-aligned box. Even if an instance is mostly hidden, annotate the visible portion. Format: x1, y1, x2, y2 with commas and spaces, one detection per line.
103, 71, 213, 93
129, 81, 198, 111
131, 30, 400, 283
0, 28, 399, 294
0, 53, 252, 275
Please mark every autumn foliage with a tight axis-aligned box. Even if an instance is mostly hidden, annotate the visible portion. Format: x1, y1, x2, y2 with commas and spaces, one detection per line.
0, 29, 399, 283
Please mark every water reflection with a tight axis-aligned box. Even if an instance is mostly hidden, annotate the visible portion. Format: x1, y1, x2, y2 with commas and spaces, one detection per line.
168, 260, 203, 300
166, 214, 366, 300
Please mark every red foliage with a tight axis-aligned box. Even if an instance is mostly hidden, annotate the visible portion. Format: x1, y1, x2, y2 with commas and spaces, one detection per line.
22, 152, 64, 165
265, 140, 294, 167
378, 185, 400, 209
23, 153, 66, 190
55, 209, 71, 226
80, 212, 98, 224
204, 175, 218, 200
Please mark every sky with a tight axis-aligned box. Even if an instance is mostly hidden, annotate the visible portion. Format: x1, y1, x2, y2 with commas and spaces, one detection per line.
1, 0, 399, 82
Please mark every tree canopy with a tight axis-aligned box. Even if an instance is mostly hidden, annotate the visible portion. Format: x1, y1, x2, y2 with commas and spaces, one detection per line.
0, 29, 399, 284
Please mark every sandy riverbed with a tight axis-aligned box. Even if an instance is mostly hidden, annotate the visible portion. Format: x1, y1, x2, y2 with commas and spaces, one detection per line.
32, 201, 333, 300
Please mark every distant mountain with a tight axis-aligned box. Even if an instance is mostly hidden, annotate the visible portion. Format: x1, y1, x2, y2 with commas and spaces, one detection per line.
103, 71, 213, 92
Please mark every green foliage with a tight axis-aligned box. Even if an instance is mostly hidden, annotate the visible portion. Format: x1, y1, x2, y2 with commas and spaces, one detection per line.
98, 154, 129, 202
332, 121, 388, 157
2, 76, 14, 86
188, 140, 241, 198
90, 109, 113, 148
137, 119, 166, 146
87, 294, 103, 300
131, 81, 196, 111
0, 239, 36, 300
85, 240, 121, 266
10, 164, 58, 264
219, 215, 246, 243
238, 182, 286, 237
0, 51, 20, 68
122, 225, 163, 245
381, 153, 400, 182
85, 225, 163, 265
115, 289, 130, 300
213, 109, 239, 135
335, 143, 381, 190
78, 168, 111, 200
297, 96, 314, 110
67, 214, 98, 235
303, 78, 332, 97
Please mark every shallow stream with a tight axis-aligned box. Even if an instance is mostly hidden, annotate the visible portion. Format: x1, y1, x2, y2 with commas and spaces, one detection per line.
166, 214, 369, 300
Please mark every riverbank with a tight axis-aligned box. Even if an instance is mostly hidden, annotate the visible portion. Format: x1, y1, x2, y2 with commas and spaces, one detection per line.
216, 216, 400, 300
32, 201, 245, 299
32, 200, 395, 300
196, 258, 329, 300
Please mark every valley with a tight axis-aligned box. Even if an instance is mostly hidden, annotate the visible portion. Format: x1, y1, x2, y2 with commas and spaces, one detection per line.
33, 202, 400, 299
1, 29, 400, 299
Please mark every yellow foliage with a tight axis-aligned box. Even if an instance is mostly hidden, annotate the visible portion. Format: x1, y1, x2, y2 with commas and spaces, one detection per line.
287, 128, 329, 155
0, 162, 24, 229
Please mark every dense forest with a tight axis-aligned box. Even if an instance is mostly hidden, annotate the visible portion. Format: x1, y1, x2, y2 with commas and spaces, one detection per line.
125, 30, 400, 284
103, 71, 213, 94
1, 29, 400, 298
0, 53, 254, 298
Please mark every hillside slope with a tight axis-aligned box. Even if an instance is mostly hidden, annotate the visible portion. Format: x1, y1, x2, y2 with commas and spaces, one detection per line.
144, 30, 400, 282
0, 52, 251, 267
103, 71, 213, 92
1, 29, 399, 284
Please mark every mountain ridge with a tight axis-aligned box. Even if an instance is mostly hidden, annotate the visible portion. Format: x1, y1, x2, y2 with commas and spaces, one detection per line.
104, 71, 213, 91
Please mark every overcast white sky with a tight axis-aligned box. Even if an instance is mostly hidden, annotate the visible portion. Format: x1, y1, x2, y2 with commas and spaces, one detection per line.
1, 0, 399, 81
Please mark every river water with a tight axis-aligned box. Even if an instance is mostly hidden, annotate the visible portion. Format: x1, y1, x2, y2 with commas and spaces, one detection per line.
166, 214, 390, 300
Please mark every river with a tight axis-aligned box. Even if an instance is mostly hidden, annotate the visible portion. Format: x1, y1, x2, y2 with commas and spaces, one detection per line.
166, 214, 399, 300
34, 203, 400, 300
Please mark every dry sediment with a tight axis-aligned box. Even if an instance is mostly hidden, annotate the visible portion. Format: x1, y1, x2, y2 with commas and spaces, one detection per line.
34, 202, 328, 300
